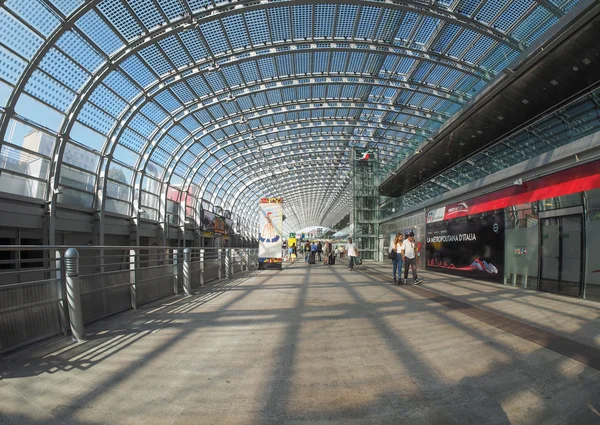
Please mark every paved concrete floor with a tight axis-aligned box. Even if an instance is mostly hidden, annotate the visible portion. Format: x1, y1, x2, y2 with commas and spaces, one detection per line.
2, 262, 600, 425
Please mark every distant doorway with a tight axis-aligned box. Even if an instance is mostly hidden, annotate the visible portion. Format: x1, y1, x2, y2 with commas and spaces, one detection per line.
540, 214, 583, 297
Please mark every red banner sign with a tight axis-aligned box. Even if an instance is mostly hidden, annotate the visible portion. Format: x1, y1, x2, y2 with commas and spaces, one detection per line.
431, 160, 600, 221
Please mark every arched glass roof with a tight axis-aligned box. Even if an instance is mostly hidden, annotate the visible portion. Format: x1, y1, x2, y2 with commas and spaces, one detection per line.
0, 0, 580, 235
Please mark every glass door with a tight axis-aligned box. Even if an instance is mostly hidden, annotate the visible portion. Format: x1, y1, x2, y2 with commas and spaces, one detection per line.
540, 215, 583, 297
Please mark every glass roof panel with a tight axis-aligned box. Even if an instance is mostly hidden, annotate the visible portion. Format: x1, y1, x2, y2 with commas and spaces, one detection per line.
0, 0, 583, 232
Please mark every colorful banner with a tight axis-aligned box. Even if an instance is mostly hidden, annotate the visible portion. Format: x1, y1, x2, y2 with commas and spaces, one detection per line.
259, 198, 283, 260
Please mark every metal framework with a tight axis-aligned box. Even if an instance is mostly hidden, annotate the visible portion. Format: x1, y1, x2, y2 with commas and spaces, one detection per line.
380, 85, 600, 218
0, 0, 580, 241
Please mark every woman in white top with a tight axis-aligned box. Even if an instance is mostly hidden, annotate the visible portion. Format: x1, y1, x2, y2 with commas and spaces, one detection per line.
390, 233, 403, 284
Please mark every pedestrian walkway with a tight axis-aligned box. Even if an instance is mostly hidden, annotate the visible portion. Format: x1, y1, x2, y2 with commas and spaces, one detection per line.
1, 263, 600, 425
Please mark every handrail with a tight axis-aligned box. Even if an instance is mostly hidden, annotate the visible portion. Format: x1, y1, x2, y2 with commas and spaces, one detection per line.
0, 245, 260, 355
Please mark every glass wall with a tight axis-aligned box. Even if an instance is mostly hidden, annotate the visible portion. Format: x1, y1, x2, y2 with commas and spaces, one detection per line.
380, 211, 426, 270
380, 86, 600, 222
585, 189, 600, 302
503, 203, 539, 289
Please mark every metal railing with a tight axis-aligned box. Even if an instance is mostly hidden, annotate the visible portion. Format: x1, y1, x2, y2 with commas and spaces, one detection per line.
0, 245, 259, 354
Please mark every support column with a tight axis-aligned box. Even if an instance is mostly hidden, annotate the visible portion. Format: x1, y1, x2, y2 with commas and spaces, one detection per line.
65, 248, 84, 342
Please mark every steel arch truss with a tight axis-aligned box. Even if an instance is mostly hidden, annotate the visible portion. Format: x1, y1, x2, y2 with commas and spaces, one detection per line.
0, 0, 579, 239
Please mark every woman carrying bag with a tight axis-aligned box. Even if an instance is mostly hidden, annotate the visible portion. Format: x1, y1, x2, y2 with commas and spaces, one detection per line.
323, 241, 331, 265
389, 233, 404, 284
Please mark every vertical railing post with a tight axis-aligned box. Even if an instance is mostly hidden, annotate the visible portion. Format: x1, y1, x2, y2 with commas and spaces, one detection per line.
129, 249, 137, 310
200, 249, 205, 286
230, 248, 235, 276
173, 248, 179, 295
65, 248, 84, 342
225, 248, 231, 279
183, 248, 191, 296
56, 250, 69, 336
218, 249, 222, 280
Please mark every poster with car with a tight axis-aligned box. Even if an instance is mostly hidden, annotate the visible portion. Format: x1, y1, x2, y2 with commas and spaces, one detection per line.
426, 209, 505, 283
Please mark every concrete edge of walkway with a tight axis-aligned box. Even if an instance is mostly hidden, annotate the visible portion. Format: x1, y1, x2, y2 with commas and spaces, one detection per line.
358, 264, 600, 372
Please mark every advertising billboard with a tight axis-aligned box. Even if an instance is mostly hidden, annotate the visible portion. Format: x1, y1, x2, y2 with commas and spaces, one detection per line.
225, 218, 234, 235
426, 210, 505, 283
202, 210, 215, 232
259, 198, 283, 266
214, 215, 226, 234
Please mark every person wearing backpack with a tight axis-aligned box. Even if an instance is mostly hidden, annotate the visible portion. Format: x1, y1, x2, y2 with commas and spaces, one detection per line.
316, 242, 322, 262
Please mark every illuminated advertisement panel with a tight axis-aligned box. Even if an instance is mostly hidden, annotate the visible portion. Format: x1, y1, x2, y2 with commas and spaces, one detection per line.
426, 210, 505, 283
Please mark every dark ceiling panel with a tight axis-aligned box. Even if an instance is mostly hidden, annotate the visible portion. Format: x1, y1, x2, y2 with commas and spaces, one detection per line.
380, 6, 600, 198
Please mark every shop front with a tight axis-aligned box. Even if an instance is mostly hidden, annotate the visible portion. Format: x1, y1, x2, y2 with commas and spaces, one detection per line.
425, 159, 600, 302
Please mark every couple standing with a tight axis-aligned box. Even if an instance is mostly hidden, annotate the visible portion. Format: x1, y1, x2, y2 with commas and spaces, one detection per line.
390, 232, 422, 285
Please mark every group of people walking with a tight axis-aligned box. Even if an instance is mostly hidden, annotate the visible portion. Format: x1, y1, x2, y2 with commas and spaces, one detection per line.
283, 240, 355, 267
287, 232, 422, 285
297, 238, 359, 271
389, 231, 422, 285
299, 241, 336, 265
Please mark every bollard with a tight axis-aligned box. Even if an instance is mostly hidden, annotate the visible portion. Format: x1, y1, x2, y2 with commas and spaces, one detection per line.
225, 249, 231, 279
218, 249, 222, 280
200, 249, 205, 286
65, 248, 84, 342
183, 248, 192, 296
